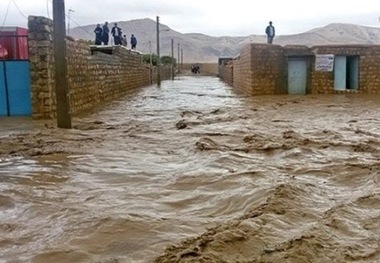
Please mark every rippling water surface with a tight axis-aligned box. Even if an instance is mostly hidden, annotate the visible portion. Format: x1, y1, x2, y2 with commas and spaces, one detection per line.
0, 76, 379, 263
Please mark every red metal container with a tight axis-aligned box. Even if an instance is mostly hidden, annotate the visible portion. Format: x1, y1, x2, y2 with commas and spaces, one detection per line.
0, 27, 28, 60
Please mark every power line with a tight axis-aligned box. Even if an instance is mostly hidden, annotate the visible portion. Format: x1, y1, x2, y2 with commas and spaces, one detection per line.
65, 14, 94, 38
46, 0, 50, 19
11, 0, 28, 20
1, 0, 12, 29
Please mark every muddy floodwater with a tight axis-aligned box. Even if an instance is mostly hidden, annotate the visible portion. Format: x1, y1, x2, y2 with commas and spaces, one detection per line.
0, 76, 379, 263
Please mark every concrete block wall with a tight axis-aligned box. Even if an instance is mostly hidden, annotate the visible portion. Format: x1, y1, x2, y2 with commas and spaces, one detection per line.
28, 16, 166, 119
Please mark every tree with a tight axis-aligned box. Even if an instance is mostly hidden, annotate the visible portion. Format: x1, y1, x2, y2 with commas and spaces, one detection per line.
161, 55, 176, 66
141, 54, 177, 66
142, 53, 159, 66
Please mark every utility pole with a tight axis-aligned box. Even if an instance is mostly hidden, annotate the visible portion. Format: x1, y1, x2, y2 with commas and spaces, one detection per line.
177, 43, 180, 74
149, 40, 153, 84
171, 38, 174, 80
53, 0, 72, 128
156, 16, 161, 86
181, 48, 183, 72
67, 8, 74, 35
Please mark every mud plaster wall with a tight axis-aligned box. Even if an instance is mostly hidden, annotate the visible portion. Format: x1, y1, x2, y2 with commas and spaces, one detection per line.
28, 16, 166, 119
219, 43, 380, 95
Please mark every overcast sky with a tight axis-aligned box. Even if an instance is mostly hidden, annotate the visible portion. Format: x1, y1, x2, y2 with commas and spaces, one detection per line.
1, 0, 379, 36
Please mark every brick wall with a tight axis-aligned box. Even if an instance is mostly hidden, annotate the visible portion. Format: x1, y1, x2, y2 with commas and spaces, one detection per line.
223, 44, 284, 96
232, 44, 252, 95
28, 16, 169, 119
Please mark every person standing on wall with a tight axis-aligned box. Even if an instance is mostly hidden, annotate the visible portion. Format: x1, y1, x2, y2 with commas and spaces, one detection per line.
102, 21, 110, 45
265, 21, 275, 44
130, 34, 137, 49
121, 34, 128, 47
94, 24, 103, 45
111, 23, 122, 45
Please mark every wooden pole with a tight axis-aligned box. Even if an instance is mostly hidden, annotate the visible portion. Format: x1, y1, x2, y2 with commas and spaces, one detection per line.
171, 38, 174, 80
177, 43, 180, 73
156, 16, 161, 86
181, 48, 183, 72
53, 0, 72, 128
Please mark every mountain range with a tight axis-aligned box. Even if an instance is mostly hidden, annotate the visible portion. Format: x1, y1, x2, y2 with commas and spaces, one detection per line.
70, 19, 380, 63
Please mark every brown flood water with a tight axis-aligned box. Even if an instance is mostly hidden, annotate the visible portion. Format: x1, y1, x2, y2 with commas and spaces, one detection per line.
0, 76, 379, 263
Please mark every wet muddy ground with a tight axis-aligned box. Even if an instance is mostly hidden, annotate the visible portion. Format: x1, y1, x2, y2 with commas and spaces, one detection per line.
0, 76, 379, 263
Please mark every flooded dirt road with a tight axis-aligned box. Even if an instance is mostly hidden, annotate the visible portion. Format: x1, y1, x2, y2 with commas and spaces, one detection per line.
0, 76, 379, 263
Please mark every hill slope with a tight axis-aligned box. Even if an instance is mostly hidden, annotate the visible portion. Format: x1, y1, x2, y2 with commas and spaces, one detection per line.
70, 19, 380, 63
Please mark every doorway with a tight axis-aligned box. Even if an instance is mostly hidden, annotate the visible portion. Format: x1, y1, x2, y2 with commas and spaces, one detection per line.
288, 59, 308, 95
334, 55, 359, 90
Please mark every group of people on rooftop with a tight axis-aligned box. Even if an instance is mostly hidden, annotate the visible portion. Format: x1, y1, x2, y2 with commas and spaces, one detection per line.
94, 20, 275, 49
94, 22, 137, 49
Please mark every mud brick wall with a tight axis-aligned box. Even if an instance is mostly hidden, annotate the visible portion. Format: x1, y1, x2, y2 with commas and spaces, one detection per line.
28, 16, 162, 119
311, 45, 380, 94
249, 44, 284, 95
232, 44, 253, 95
226, 44, 284, 96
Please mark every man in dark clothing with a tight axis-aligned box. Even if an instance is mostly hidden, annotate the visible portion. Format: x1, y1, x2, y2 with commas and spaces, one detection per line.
265, 21, 275, 44
102, 21, 110, 45
130, 34, 137, 49
111, 23, 122, 45
94, 24, 103, 45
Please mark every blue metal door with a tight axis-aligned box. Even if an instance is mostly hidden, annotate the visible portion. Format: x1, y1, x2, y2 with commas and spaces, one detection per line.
2, 61, 31, 116
0, 62, 7, 115
288, 59, 307, 95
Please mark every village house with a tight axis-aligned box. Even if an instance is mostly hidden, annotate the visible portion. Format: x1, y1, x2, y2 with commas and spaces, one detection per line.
219, 43, 380, 95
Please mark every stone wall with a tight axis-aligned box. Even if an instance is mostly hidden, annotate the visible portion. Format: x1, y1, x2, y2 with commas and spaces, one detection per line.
28, 16, 168, 119
219, 43, 380, 95
28, 16, 55, 119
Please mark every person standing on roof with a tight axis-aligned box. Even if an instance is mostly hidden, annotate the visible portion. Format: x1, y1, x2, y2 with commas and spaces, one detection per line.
94, 24, 103, 45
265, 21, 275, 44
130, 34, 137, 49
102, 21, 110, 45
111, 23, 122, 45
